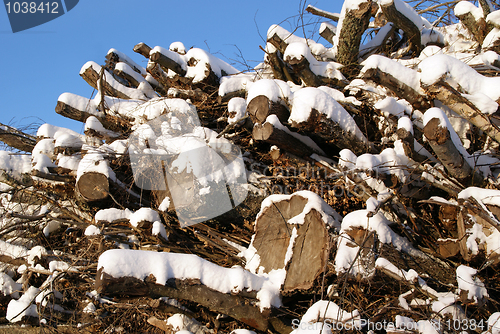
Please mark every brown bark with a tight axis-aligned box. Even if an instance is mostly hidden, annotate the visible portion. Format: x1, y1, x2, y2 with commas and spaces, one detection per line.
360, 68, 430, 110
167, 88, 208, 102
423, 117, 482, 185
133, 42, 152, 59
0, 123, 36, 153
380, 0, 422, 54
80, 65, 146, 100
456, 12, 490, 44
306, 4, 340, 22
422, 80, 500, 144
247, 95, 289, 124
252, 120, 319, 158
146, 61, 173, 93
150, 49, 187, 76
95, 272, 270, 331
55, 100, 132, 134
289, 108, 372, 155
336, 0, 373, 70
284, 54, 323, 87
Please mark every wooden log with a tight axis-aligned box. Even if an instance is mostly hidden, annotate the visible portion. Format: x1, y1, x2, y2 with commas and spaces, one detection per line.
456, 11, 489, 44
360, 67, 430, 110
106, 49, 145, 75
55, 100, 132, 133
320, 22, 336, 44
290, 108, 371, 155
422, 80, 500, 144
80, 62, 147, 100
306, 4, 340, 22
265, 47, 293, 83
96, 272, 270, 331
167, 88, 208, 102
247, 95, 289, 124
284, 53, 323, 87
150, 49, 187, 76
133, 42, 152, 59
0, 123, 36, 153
250, 192, 336, 292
335, 0, 373, 70
76, 171, 109, 202
380, 0, 422, 54
423, 117, 482, 186
253, 121, 319, 158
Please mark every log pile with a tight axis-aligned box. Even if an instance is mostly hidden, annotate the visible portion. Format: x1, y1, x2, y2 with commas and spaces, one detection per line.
2, 0, 500, 333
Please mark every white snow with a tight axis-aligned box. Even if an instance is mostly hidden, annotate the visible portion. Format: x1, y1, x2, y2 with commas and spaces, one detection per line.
6, 286, 39, 322
456, 265, 488, 304
454, 1, 484, 20
158, 196, 171, 212
169, 41, 186, 55
218, 73, 256, 97
0, 272, 21, 298
227, 97, 247, 124
58, 92, 100, 116
284, 42, 344, 81
267, 24, 330, 58
129, 207, 161, 228
489, 312, 500, 334
97, 249, 282, 311
152, 221, 168, 240
289, 87, 368, 144
95, 208, 133, 223
84, 225, 101, 236
0, 151, 32, 176
246, 78, 291, 104
419, 54, 500, 102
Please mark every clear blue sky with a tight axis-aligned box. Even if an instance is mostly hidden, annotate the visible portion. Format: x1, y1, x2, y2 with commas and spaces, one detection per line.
0, 0, 341, 134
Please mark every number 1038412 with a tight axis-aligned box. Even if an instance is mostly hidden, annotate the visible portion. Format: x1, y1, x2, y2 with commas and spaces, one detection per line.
5, 2, 59, 14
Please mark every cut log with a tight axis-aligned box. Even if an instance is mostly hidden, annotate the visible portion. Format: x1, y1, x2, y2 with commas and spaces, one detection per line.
306, 4, 340, 22
422, 80, 500, 144
133, 42, 152, 59
55, 100, 132, 133
253, 120, 319, 158
423, 117, 483, 186
290, 108, 372, 155
247, 95, 289, 124
80, 62, 148, 100
455, 10, 490, 44
95, 272, 270, 331
106, 49, 145, 75
76, 171, 109, 202
360, 67, 430, 110
335, 0, 373, 71
150, 49, 187, 76
319, 22, 336, 44
284, 53, 323, 87
264, 47, 294, 83
0, 123, 36, 153
380, 0, 422, 54
167, 88, 208, 102
250, 191, 339, 292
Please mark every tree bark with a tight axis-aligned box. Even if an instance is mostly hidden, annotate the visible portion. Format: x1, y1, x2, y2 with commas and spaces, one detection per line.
380, 0, 422, 54
422, 80, 500, 144
0, 123, 36, 153
360, 67, 430, 110
456, 11, 490, 44
55, 100, 132, 134
336, 0, 373, 72
253, 121, 319, 158
133, 42, 152, 59
150, 49, 187, 76
95, 272, 270, 332
423, 118, 483, 186
290, 108, 372, 155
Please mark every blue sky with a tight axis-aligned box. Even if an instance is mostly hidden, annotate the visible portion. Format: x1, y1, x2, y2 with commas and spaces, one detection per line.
0, 0, 341, 134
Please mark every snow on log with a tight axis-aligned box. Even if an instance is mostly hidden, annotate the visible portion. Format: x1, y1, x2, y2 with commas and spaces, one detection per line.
150, 46, 187, 76
267, 25, 331, 59
423, 109, 483, 186
306, 4, 340, 22
283, 42, 346, 87
79, 61, 149, 100
319, 22, 336, 44
380, 0, 424, 54
419, 54, 500, 143
333, 0, 373, 68
288, 87, 371, 154
76, 151, 113, 201
0, 123, 36, 153
244, 191, 341, 292
106, 48, 146, 76
360, 55, 429, 109
96, 249, 282, 330
454, 1, 490, 44
253, 115, 324, 158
